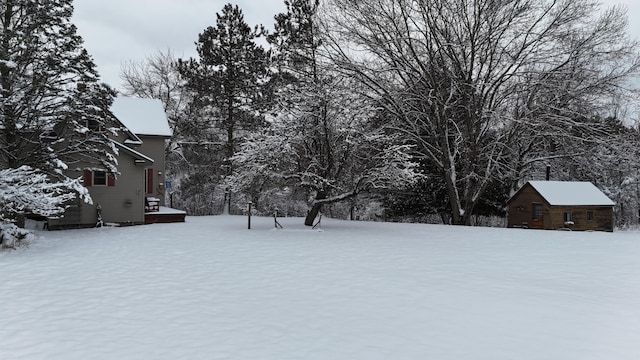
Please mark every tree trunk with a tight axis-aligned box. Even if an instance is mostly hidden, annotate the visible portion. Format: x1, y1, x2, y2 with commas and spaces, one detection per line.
304, 191, 326, 226
304, 202, 323, 226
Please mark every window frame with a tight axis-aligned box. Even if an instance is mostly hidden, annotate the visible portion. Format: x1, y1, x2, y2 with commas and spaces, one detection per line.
532, 203, 543, 220
93, 170, 107, 186
86, 119, 104, 133
563, 211, 572, 223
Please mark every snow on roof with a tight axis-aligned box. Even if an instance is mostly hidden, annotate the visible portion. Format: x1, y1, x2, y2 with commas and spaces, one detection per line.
112, 140, 154, 165
527, 181, 615, 206
111, 96, 172, 137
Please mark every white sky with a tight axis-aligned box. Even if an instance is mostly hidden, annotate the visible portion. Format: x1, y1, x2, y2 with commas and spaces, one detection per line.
72, 0, 285, 90
72, 0, 639, 91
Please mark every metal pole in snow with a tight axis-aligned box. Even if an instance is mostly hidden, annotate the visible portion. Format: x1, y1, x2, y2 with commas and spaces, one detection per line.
248, 201, 252, 230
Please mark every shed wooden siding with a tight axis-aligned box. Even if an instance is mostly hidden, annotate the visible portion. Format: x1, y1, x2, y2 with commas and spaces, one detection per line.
547, 206, 613, 232
507, 183, 614, 232
507, 185, 548, 229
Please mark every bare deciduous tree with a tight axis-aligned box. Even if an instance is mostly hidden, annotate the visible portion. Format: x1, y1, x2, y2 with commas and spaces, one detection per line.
325, 0, 640, 225
120, 49, 191, 157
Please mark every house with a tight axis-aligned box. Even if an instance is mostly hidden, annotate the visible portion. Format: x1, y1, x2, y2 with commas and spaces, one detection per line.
507, 181, 614, 232
47, 96, 185, 229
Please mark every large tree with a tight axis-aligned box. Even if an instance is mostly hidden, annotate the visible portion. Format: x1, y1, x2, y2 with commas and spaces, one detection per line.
229, 0, 418, 226
0, 0, 117, 225
177, 3, 270, 213
325, 0, 640, 225
178, 3, 269, 170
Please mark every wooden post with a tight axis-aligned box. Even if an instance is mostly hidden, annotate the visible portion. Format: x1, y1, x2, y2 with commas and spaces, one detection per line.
248, 201, 252, 229
312, 213, 322, 230
274, 212, 283, 229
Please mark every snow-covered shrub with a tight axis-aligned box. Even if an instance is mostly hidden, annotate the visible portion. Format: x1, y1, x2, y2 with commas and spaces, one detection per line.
0, 166, 90, 249
0, 166, 90, 222
0, 223, 31, 249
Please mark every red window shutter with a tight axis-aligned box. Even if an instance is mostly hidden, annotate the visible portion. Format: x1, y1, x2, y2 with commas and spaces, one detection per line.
147, 168, 153, 194
107, 174, 116, 187
84, 170, 92, 187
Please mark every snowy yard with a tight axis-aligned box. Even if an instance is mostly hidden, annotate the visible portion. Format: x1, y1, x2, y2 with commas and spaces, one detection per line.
2, 216, 640, 359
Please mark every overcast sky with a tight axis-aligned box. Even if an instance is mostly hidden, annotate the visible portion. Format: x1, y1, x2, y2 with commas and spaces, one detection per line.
72, 0, 640, 91
72, 0, 285, 90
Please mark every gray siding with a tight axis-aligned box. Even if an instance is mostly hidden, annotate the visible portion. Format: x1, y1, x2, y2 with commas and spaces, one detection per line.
49, 154, 147, 228
87, 157, 146, 225
135, 136, 167, 206
49, 127, 169, 228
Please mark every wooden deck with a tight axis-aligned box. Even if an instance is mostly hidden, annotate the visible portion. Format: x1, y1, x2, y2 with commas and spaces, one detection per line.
145, 206, 186, 224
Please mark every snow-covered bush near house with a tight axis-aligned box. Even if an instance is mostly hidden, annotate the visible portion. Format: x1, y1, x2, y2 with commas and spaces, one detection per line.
1, 215, 640, 359
0, 166, 90, 220
0, 223, 31, 249
0, 166, 91, 247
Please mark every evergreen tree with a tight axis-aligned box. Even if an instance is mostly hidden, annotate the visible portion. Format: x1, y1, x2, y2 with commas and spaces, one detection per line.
0, 0, 117, 225
177, 3, 269, 213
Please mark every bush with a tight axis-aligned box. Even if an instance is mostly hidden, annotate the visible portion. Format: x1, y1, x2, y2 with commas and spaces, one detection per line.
0, 223, 31, 249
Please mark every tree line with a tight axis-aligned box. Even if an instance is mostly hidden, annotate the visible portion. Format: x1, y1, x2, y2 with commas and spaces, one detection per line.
122, 0, 640, 226
1, 0, 639, 246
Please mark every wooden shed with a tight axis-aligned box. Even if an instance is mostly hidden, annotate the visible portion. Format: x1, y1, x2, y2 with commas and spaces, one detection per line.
507, 181, 614, 232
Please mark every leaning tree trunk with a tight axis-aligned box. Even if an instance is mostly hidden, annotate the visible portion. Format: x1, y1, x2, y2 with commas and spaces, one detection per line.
304, 191, 326, 226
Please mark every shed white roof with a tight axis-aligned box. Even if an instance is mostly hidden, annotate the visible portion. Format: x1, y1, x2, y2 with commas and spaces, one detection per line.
111, 96, 172, 137
527, 181, 614, 206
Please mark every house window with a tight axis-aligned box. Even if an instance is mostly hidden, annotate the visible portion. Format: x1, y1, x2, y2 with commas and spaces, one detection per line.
93, 171, 107, 186
587, 211, 594, 221
83, 170, 115, 187
564, 212, 572, 223
86, 119, 104, 133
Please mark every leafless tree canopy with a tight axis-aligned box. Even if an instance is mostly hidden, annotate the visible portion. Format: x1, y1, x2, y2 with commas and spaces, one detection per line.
324, 0, 640, 224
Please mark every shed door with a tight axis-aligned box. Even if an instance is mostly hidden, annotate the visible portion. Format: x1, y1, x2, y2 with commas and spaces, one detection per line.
531, 203, 544, 229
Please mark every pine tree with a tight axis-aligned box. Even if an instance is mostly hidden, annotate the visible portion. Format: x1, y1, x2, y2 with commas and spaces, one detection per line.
178, 3, 269, 171
176, 3, 270, 213
0, 0, 117, 224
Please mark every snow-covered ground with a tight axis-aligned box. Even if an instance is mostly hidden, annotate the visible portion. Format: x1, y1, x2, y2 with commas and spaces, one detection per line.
2, 216, 640, 359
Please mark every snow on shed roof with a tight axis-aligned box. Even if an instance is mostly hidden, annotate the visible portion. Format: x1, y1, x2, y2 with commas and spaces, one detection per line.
111, 96, 172, 137
527, 181, 615, 206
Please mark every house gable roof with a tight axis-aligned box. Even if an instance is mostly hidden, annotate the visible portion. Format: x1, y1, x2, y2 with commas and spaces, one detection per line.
111, 96, 172, 138
112, 140, 154, 166
510, 181, 615, 206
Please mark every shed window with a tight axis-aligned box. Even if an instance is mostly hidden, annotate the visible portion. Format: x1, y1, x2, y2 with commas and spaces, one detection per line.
587, 211, 594, 221
533, 204, 543, 220
563, 212, 572, 222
